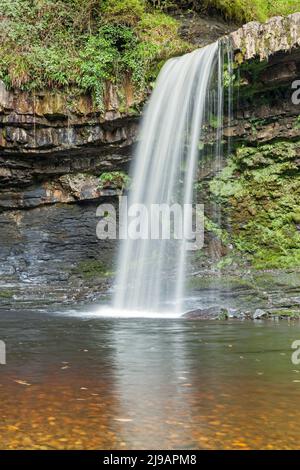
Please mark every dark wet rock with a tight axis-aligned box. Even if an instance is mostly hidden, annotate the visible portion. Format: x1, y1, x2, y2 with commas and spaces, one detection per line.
0, 79, 139, 210
0, 174, 120, 209
184, 271, 300, 321
177, 12, 237, 47
0, 199, 117, 307
183, 307, 221, 320
1, 14, 300, 306
183, 304, 300, 321
222, 99, 300, 145
260, 61, 298, 86
183, 307, 234, 320
183, 306, 250, 320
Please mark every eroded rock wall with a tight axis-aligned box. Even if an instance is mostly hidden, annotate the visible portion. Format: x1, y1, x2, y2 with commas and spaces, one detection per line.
0, 80, 140, 209
0, 81, 136, 304
201, 14, 300, 270
0, 200, 118, 306
1, 12, 300, 306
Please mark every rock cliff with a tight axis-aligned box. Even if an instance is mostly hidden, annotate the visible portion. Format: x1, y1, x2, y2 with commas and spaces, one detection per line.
0, 12, 300, 307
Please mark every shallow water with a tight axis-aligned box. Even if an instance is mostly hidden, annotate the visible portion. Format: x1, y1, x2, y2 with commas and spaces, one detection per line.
1, 309, 300, 449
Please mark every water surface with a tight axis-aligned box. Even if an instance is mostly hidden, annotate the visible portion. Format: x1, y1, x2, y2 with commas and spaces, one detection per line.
1, 310, 300, 449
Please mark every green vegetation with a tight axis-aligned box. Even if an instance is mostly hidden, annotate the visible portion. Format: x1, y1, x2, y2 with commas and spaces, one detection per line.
218, 308, 229, 320
204, 0, 300, 23
72, 260, 111, 279
98, 171, 130, 190
187, 273, 256, 290
1, 0, 299, 107
0, 290, 14, 299
0, 0, 190, 106
270, 309, 300, 318
204, 216, 230, 245
210, 141, 300, 269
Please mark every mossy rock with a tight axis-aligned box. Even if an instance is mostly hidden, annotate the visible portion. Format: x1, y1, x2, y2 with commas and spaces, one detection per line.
269, 309, 300, 318
291, 212, 300, 224
72, 260, 111, 279
209, 140, 300, 269
0, 290, 14, 299
187, 274, 256, 291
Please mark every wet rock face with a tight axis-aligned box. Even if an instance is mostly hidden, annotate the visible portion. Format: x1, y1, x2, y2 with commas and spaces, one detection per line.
224, 92, 300, 144
205, 17, 300, 273
0, 199, 118, 306
0, 200, 114, 280
197, 21, 300, 271
0, 80, 140, 208
184, 271, 300, 320
1, 13, 300, 304
0, 170, 123, 209
0, 68, 140, 301
0, 80, 140, 154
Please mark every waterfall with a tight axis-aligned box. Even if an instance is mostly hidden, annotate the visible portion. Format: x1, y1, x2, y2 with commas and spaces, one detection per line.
113, 40, 228, 313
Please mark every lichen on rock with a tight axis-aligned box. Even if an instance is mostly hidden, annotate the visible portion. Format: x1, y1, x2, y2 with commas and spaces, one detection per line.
230, 13, 300, 61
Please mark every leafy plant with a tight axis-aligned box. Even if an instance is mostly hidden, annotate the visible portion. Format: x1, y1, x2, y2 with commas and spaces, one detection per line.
0, 0, 190, 108
98, 171, 131, 190
203, 0, 300, 23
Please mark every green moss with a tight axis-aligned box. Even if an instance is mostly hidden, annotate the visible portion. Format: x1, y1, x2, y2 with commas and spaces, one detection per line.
0, 0, 191, 106
233, 59, 271, 99
210, 140, 300, 269
204, 0, 300, 23
187, 273, 256, 291
98, 171, 130, 190
270, 309, 300, 318
204, 216, 230, 244
73, 260, 111, 279
2, 0, 298, 103
218, 308, 229, 320
293, 115, 300, 130
291, 211, 300, 224
0, 290, 14, 299
100, 0, 145, 26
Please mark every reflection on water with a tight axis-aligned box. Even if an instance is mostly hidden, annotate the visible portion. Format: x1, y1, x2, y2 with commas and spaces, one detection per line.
0, 310, 300, 449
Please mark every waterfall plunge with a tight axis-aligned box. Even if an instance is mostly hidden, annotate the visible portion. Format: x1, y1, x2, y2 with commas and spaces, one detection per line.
113, 41, 228, 314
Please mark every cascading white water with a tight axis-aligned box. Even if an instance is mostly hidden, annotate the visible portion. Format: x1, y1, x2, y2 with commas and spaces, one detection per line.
113, 40, 226, 314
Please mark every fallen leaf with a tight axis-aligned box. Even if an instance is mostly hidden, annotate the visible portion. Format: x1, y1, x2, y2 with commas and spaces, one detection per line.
14, 380, 31, 386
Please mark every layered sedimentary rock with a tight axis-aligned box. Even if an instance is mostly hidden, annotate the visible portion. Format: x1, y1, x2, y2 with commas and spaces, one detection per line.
0, 77, 139, 303
0, 80, 140, 208
202, 13, 300, 271
1, 13, 300, 305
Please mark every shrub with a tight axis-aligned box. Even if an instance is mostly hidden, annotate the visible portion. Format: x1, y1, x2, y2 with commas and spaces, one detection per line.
0, 0, 190, 106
